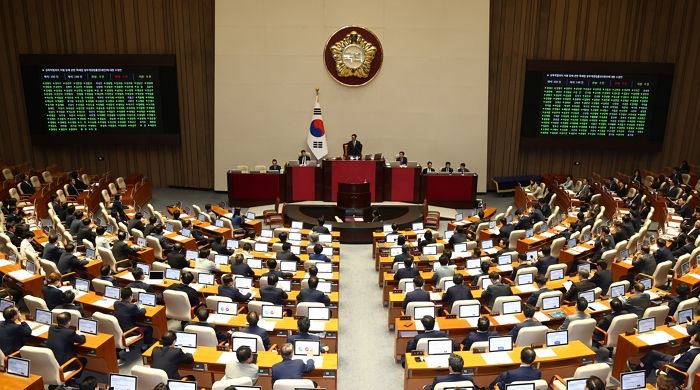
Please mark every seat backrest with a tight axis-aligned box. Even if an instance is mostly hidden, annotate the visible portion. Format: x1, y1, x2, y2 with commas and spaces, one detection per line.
91, 278, 113, 295
296, 301, 325, 317
40, 259, 60, 276
415, 337, 451, 353
535, 290, 563, 309
211, 378, 254, 390
605, 280, 630, 297
674, 254, 691, 275
146, 236, 164, 260
683, 353, 700, 389
247, 300, 273, 316
653, 261, 673, 287
131, 229, 144, 239
515, 266, 538, 280
184, 325, 218, 347
568, 318, 597, 347
604, 313, 639, 348
97, 247, 118, 272
19, 346, 62, 385
434, 380, 475, 390
398, 278, 414, 292
601, 249, 617, 262
24, 295, 48, 314
130, 365, 169, 390
470, 341, 488, 352
406, 302, 435, 319
615, 240, 628, 251
572, 362, 611, 383
643, 305, 670, 327
232, 331, 265, 352
514, 325, 549, 347
51, 309, 81, 328
674, 297, 699, 319
493, 295, 522, 315
2, 168, 13, 180
162, 290, 193, 321
508, 230, 526, 249
510, 380, 548, 390
550, 237, 566, 258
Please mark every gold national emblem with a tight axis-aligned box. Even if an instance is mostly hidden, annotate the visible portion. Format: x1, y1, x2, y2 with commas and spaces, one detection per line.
330, 30, 377, 79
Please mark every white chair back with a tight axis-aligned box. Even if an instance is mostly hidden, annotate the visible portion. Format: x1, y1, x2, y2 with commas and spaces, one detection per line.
514, 325, 549, 347
568, 318, 597, 347
273, 379, 315, 390
603, 313, 638, 348
674, 297, 699, 319
231, 331, 266, 352
212, 378, 254, 390
492, 296, 522, 315
130, 365, 168, 390
643, 305, 670, 327
406, 302, 436, 319
163, 290, 194, 321
184, 324, 218, 347
508, 230, 526, 250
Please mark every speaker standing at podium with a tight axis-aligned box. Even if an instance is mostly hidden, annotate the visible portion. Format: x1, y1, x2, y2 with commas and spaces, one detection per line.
347, 133, 363, 159
298, 150, 311, 165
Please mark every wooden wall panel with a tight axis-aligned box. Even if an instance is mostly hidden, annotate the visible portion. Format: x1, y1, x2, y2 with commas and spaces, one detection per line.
0, 0, 214, 188
488, 0, 700, 188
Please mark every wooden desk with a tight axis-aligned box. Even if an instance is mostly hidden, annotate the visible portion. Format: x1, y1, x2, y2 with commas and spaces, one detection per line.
31, 331, 118, 374
75, 291, 168, 339
0, 372, 44, 390
142, 344, 338, 389
0, 259, 44, 297
404, 341, 595, 390
612, 324, 690, 379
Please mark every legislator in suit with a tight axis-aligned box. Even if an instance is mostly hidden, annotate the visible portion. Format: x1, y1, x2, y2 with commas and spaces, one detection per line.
0, 309, 32, 355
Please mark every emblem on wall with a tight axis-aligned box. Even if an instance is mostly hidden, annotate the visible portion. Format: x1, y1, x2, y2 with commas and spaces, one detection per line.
324, 26, 383, 87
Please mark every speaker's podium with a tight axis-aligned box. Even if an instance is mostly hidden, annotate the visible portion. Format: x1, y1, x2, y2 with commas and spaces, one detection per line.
337, 182, 371, 222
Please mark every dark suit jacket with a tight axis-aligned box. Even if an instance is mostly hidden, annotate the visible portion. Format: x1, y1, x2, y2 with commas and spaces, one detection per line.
19, 180, 34, 195
211, 242, 232, 256
448, 233, 467, 245
0, 321, 32, 355
590, 269, 613, 296
128, 280, 154, 293
491, 365, 542, 389
298, 155, 311, 164
55, 303, 86, 317
218, 285, 251, 303
76, 224, 96, 244
112, 240, 137, 261
271, 357, 315, 384
143, 224, 157, 237
43, 285, 65, 310
426, 373, 475, 390
151, 345, 194, 379
673, 243, 695, 257
47, 326, 86, 365
287, 332, 320, 345
111, 200, 129, 222
241, 325, 271, 350
297, 288, 330, 305
515, 216, 532, 231
230, 262, 255, 277
259, 286, 287, 305
392, 252, 412, 264
564, 279, 597, 302
526, 287, 552, 307
406, 329, 452, 352
167, 252, 188, 269
127, 218, 145, 232
632, 254, 657, 276
535, 256, 557, 275
42, 243, 64, 263
462, 330, 498, 350
311, 225, 330, 234
669, 347, 700, 374
441, 284, 472, 311
114, 300, 146, 330
57, 253, 88, 274
276, 251, 300, 262
394, 267, 420, 282
69, 219, 82, 235
396, 156, 408, 165
624, 293, 651, 318
346, 140, 362, 157
167, 283, 200, 306
508, 319, 540, 339
482, 283, 513, 309
403, 289, 430, 310
309, 253, 331, 262
499, 224, 515, 240
597, 310, 630, 332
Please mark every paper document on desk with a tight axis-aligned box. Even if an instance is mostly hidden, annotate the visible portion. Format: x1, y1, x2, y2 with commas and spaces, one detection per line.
533, 312, 550, 322
638, 331, 674, 345
257, 319, 278, 332
648, 292, 660, 300
482, 351, 513, 365
239, 288, 256, 298
483, 248, 498, 255
553, 225, 567, 232
465, 317, 480, 328
216, 351, 237, 364
145, 279, 163, 285
172, 235, 188, 241
493, 315, 520, 325
0, 259, 12, 267
189, 283, 204, 291
540, 232, 555, 238
489, 228, 501, 235
59, 286, 74, 292
74, 291, 87, 299
497, 265, 513, 272
563, 281, 573, 291
429, 293, 442, 301
671, 325, 689, 336
180, 347, 197, 355
587, 302, 608, 312
415, 320, 440, 331
425, 355, 450, 368
8, 269, 34, 281
309, 320, 328, 332
208, 314, 234, 324
256, 237, 271, 243
292, 355, 323, 367
120, 273, 136, 281
92, 298, 115, 308
517, 284, 537, 293
535, 348, 557, 358
466, 269, 481, 276
452, 252, 469, 260
25, 321, 50, 337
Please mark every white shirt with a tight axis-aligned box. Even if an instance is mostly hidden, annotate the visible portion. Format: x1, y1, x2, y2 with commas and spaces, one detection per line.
95, 235, 111, 250
194, 257, 220, 273
20, 239, 37, 260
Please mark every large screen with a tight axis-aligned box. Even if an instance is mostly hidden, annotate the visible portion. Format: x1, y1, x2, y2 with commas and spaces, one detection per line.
521, 61, 673, 150
20, 55, 180, 144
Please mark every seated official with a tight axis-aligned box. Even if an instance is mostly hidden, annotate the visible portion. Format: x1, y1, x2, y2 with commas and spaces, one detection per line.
187, 306, 228, 342
286, 316, 329, 352
509, 304, 540, 339
204, 203, 218, 222
594, 298, 628, 345
152, 225, 175, 252
55, 290, 86, 317
622, 282, 651, 318
298, 149, 311, 165
194, 248, 221, 274
241, 312, 271, 350
590, 261, 612, 296
669, 283, 690, 316
69, 211, 85, 236
167, 243, 188, 269
482, 272, 513, 310
211, 236, 232, 256
152, 331, 194, 379
76, 218, 96, 244
441, 274, 472, 312
402, 277, 430, 310
396, 151, 408, 165
276, 242, 301, 262
111, 194, 129, 222
448, 226, 466, 245
218, 273, 252, 303
112, 231, 138, 265
42, 233, 65, 263
127, 267, 155, 293
311, 217, 330, 234
57, 243, 88, 279
98, 265, 118, 284
182, 219, 207, 243
631, 245, 657, 277
94, 226, 110, 250
48, 312, 87, 374
440, 162, 454, 173
309, 244, 331, 262
230, 254, 255, 277
297, 276, 330, 305
260, 273, 288, 305
462, 317, 498, 350
560, 297, 591, 330
166, 271, 200, 307
654, 238, 674, 263
392, 244, 412, 265
457, 163, 469, 173
629, 327, 700, 383
526, 275, 551, 307
490, 347, 541, 389
127, 212, 146, 232
43, 272, 66, 310
425, 354, 474, 390
470, 262, 492, 288
224, 345, 259, 383
407, 315, 455, 352
418, 230, 436, 249
534, 246, 557, 275
114, 287, 154, 349
394, 257, 420, 282
0, 307, 31, 356
269, 159, 281, 171
143, 216, 158, 237
271, 343, 315, 384
263, 259, 293, 280
432, 254, 456, 284
564, 269, 596, 302
422, 161, 436, 174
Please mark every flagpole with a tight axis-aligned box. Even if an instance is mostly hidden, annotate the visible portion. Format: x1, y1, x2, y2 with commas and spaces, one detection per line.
315, 87, 319, 103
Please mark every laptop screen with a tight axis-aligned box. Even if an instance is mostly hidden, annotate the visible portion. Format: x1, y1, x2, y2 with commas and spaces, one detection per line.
621, 371, 646, 390
316, 262, 333, 273
78, 318, 98, 335
466, 258, 481, 269
566, 378, 587, 390
291, 245, 301, 255
517, 273, 533, 286
6, 357, 30, 378
165, 268, 181, 280
526, 250, 538, 261
167, 380, 197, 390
35, 308, 52, 325
423, 246, 437, 255
138, 292, 157, 307
261, 229, 273, 238
214, 254, 229, 265
427, 339, 452, 355
165, 223, 174, 232
105, 285, 121, 300
75, 278, 90, 292
383, 224, 393, 233
455, 213, 463, 221
317, 281, 332, 294
294, 339, 321, 356
453, 243, 467, 253
640, 277, 652, 291
149, 271, 163, 282
217, 301, 238, 315
481, 278, 493, 289
236, 277, 253, 289
390, 247, 402, 257
321, 247, 333, 256
246, 212, 256, 220
175, 331, 197, 348
549, 268, 564, 281
481, 240, 493, 249
181, 228, 191, 237
289, 232, 302, 241
110, 374, 138, 390
232, 336, 257, 353
489, 220, 497, 229
412, 222, 424, 231
277, 280, 292, 292
136, 262, 150, 275
542, 296, 561, 310
136, 237, 146, 246
308, 307, 330, 320
254, 243, 268, 252
546, 330, 568, 347
291, 221, 303, 230
247, 259, 262, 269
84, 248, 96, 260
566, 238, 577, 248
319, 234, 332, 243
280, 261, 297, 272
262, 305, 284, 319
577, 263, 591, 274
443, 280, 455, 291
638, 317, 656, 333
502, 300, 521, 315
413, 306, 435, 319
25, 260, 36, 274
215, 220, 225, 228
444, 231, 455, 240
458, 304, 480, 318
185, 250, 197, 260
227, 239, 239, 249
681, 261, 690, 276
506, 384, 535, 390
488, 335, 513, 352
403, 280, 414, 292
578, 290, 595, 303
498, 254, 512, 265
610, 284, 626, 298
678, 308, 693, 324
525, 229, 534, 238
198, 273, 215, 285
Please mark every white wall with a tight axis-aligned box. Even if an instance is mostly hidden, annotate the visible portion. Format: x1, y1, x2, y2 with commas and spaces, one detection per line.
215, 0, 489, 192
